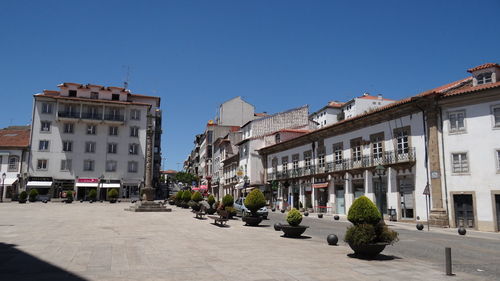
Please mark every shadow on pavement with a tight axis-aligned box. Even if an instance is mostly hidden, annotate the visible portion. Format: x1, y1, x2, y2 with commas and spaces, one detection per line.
280, 235, 312, 240
210, 223, 230, 228
347, 253, 402, 261
244, 224, 271, 228
0, 243, 87, 281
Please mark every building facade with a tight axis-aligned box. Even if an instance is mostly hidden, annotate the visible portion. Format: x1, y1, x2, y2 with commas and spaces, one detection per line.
28, 83, 161, 201
0, 126, 30, 200
260, 63, 500, 232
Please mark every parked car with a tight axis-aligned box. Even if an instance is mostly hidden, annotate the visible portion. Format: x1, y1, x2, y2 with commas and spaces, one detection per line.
234, 197, 268, 219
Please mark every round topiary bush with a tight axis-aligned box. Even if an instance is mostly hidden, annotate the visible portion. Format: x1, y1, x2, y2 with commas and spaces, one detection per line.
175, 191, 183, 201
182, 190, 192, 202
286, 208, 303, 226
28, 189, 38, 202
108, 189, 119, 200
88, 189, 97, 201
191, 191, 203, 202
222, 194, 234, 207
66, 191, 74, 201
347, 196, 381, 225
244, 189, 266, 215
207, 194, 215, 206
19, 191, 28, 203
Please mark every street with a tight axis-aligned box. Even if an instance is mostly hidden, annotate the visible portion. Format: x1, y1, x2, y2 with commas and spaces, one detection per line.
265, 212, 500, 280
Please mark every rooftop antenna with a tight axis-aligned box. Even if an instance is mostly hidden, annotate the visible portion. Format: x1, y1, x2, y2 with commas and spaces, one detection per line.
123, 65, 130, 89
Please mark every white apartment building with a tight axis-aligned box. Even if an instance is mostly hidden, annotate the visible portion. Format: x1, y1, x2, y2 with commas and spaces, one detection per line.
260, 63, 500, 232
342, 93, 395, 120
310, 101, 343, 128
236, 106, 316, 198
0, 126, 30, 200
28, 83, 161, 201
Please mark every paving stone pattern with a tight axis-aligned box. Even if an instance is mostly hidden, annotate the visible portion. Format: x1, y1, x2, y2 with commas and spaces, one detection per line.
0, 203, 483, 281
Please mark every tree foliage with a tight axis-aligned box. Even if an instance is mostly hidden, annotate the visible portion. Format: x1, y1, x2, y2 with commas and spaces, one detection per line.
174, 172, 198, 185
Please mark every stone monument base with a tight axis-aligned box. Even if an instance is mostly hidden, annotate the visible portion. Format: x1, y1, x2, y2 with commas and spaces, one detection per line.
125, 201, 172, 212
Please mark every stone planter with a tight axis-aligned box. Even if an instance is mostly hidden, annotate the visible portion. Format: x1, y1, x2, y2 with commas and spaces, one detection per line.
348, 242, 388, 258
281, 225, 309, 238
206, 208, 216, 215
242, 215, 263, 226
109, 199, 117, 204
191, 204, 201, 211
168, 200, 175, 205
18, 200, 26, 204
65, 200, 73, 204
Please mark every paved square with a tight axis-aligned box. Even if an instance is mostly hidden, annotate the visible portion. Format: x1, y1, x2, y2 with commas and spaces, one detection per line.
0, 203, 481, 281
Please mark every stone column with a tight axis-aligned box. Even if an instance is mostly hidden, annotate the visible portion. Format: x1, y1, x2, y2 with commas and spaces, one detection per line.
344, 172, 354, 211
364, 170, 375, 202
386, 167, 399, 219
426, 108, 448, 226
143, 113, 155, 201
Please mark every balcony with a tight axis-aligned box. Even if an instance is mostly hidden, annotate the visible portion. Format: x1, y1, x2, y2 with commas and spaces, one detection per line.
81, 112, 103, 121
274, 147, 416, 180
58, 111, 80, 120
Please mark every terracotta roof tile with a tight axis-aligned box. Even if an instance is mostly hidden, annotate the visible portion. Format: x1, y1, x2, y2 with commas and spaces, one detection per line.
279, 129, 310, 133
327, 101, 344, 108
443, 81, 500, 97
35, 94, 151, 107
0, 128, 30, 148
467, 63, 500, 73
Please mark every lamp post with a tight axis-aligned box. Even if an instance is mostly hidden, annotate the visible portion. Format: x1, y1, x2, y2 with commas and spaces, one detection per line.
1, 173, 6, 203
375, 165, 385, 216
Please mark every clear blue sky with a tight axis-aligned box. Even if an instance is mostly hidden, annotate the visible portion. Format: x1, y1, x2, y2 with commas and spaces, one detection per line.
1, 0, 499, 170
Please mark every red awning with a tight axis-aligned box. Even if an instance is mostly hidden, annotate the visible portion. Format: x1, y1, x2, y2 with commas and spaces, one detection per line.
312, 183, 329, 188
199, 185, 208, 190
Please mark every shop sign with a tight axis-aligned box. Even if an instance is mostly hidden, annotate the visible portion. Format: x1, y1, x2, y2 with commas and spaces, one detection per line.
78, 178, 99, 183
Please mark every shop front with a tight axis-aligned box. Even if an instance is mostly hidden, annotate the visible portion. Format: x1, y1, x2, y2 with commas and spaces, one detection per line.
398, 176, 415, 220
26, 177, 53, 200
100, 179, 121, 200
2, 177, 18, 199
123, 180, 141, 200
75, 178, 99, 200
313, 182, 329, 213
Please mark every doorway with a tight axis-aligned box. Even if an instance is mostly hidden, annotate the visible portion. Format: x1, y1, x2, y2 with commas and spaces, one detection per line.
353, 181, 364, 199
453, 194, 474, 228
495, 195, 500, 232
335, 185, 345, 214
317, 188, 328, 213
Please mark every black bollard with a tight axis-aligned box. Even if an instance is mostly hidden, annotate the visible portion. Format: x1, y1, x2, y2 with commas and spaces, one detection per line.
445, 247, 453, 276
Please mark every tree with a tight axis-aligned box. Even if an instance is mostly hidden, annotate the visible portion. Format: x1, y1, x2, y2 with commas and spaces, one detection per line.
174, 172, 198, 185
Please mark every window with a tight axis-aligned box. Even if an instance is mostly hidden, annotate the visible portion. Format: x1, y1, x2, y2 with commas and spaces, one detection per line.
452, 153, 469, 173
292, 154, 299, 171
281, 157, 288, 172
129, 143, 138, 155
41, 121, 51, 132
130, 126, 139, 137
41, 103, 53, 114
8, 156, 19, 172
87, 125, 96, 135
85, 142, 96, 153
108, 143, 117, 154
130, 109, 140, 120
318, 154, 325, 168
62, 141, 73, 152
83, 160, 94, 171
90, 92, 99, 99
112, 94, 120, 101
39, 140, 49, 151
351, 139, 362, 161
449, 111, 465, 133
68, 90, 77, 97
333, 143, 343, 164
395, 127, 410, 154
128, 161, 138, 173
371, 133, 384, 159
63, 123, 74, 134
37, 159, 48, 170
304, 151, 312, 169
477, 73, 493, 85
106, 160, 117, 172
493, 106, 500, 127
60, 159, 72, 171
496, 150, 500, 171
275, 133, 281, 143
109, 126, 119, 136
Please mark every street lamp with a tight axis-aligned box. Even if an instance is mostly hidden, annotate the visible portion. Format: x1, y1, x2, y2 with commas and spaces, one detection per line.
243, 175, 249, 196
1, 173, 6, 203
375, 165, 385, 216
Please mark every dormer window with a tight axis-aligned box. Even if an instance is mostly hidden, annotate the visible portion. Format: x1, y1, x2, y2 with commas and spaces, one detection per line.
476, 72, 492, 85
275, 133, 281, 143
68, 90, 77, 97
112, 94, 120, 101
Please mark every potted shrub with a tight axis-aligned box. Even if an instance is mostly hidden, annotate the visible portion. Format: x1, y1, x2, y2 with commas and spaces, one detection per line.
28, 189, 38, 202
242, 189, 266, 226
88, 189, 97, 202
65, 191, 74, 203
206, 194, 216, 215
181, 190, 191, 208
19, 191, 27, 204
190, 191, 203, 211
344, 196, 398, 258
175, 191, 183, 207
108, 188, 119, 203
221, 194, 235, 218
281, 208, 309, 238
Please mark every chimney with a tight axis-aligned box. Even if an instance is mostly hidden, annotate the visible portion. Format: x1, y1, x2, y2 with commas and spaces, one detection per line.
377, 94, 383, 100
363, 92, 369, 97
